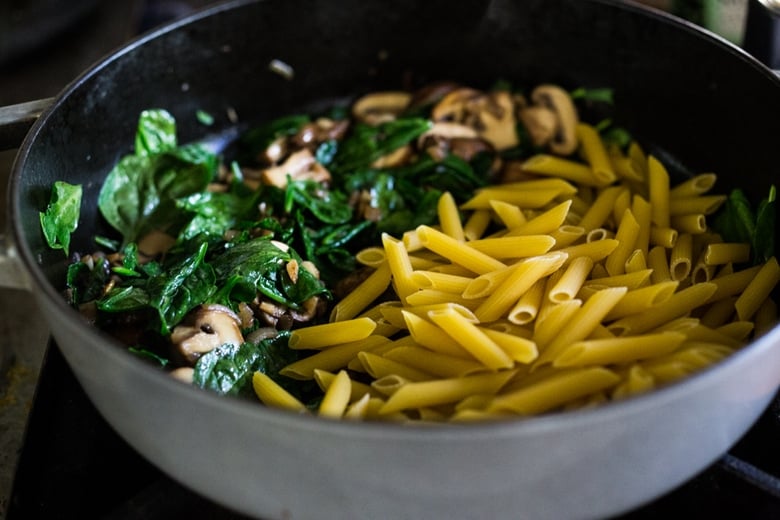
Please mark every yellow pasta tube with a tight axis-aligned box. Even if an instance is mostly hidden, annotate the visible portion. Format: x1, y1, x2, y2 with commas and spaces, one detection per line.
534, 286, 627, 367
706, 264, 763, 302
405, 289, 482, 310
669, 195, 727, 216
488, 367, 620, 415
521, 154, 607, 186
318, 370, 353, 418
379, 371, 516, 415
602, 280, 679, 321
330, 262, 392, 322
460, 187, 562, 210
410, 270, 472, 293
698, 297, 737, 328
382, 233, 417, 304
280, 335, 391, 380
438, 191, 465, 241
467, 235, 556, 259
703, 243, 751, 265
463, 209, 493, 240
401, 311, 472, 358
649, 226, 678, 248
343, 393, 372, 420
355, 247, 386, 267
612, 365, 655, 400
648, 155, 671, 228
735, 257, 780, 321
557, 239, 619, 264
625, 249, 648, 273
508, 200, 572, 235
670, 233, 693, 281
671, 214, 707, 234
508, 278, 546, 324
383, 346, 487, 378
478, 327, 539, 364
252, 371, 307, 412
533, 299, 583, 348
357, 351, 433, 381
288, 316, 377, 349
648, 246, 672, 284
550, 225, 585, 248
498, 178, 579, 195
608, 282, 717, 336
313, 369, 376, 402
578, 185, 625, 231
669, 173, 717, 198
474, 252, 568, 322
584, 269, 653, 290
754, 297, 777, 337
553, 331, 686, 367
605, 209, 640, 276
489, 200, 526, 229
632, 194, 652, 256
417, 225, 506, 275
428, 307, 515, 369
577, 123, 617, 185
549, 256, 593, 303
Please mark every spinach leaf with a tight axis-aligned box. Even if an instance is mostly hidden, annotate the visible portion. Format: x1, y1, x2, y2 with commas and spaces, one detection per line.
331, 117, 432, 175
193, 341, 263, 396
98, 110, 217, 246
211, 236, 328, 308
177, 187, 262, 242
193, 332, 320, 403
66, 256, 109, 306
712, 186, 776, 265
146, 241, 216, 334
39, 181, 82, 255
135, 109, 178, 156
285, 179, 353, 225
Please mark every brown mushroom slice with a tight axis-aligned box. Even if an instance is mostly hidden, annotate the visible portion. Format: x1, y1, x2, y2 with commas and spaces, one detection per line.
518, 105, 559, 148
137, 230, 176, 259
430, 89, 518, 151
531, 84, 579, 156
170, 304, 245, 365
430, 87, 484, 123
170, 367, 195, 384
371, 144, 413, 168
352, 91, 412, 125
260, 148, 332, 188
474, 90, 519, 151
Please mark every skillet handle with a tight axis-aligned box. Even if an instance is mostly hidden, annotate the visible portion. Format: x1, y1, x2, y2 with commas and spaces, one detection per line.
0, 98, 54, 151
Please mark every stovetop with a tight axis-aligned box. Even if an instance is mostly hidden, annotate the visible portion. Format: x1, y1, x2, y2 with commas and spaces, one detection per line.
1, 1, 780, 518
5, 342, 780, 519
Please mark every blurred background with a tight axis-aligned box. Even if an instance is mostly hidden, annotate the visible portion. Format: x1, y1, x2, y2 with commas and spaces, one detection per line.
0, 0, 768, 518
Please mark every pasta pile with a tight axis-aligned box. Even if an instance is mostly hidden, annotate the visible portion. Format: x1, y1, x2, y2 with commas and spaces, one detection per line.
252, 122, 780, 422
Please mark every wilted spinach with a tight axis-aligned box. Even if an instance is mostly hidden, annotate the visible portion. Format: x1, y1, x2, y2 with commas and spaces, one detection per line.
39, 181, 82, 255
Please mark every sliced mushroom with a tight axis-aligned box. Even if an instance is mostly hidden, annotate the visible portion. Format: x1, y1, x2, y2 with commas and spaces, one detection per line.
170, 367, 195, 384
292, 118, 350, 149
430, 88, 519, 151
170, 304, 244, 365
530, 84, 579, 155
371, 144, 413, 168
137, 230, 176, 259
352, 91, 412, 125
260, 148, 332, 188
518, 105, 558, 148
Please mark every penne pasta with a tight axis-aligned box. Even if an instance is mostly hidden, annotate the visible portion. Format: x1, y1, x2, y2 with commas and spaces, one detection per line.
488, 367, 620, 415
252, 372, 307, 412
330, 262, 392, 322
379, 371, 516, 415
289, 316, 377, 349
438, 191, 465, 241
